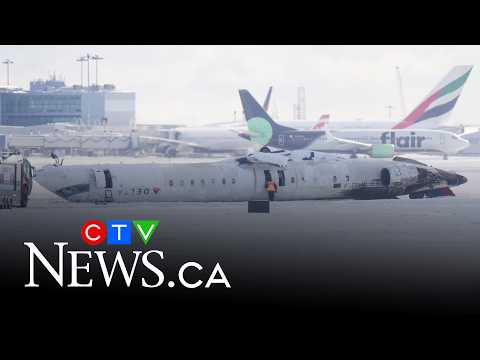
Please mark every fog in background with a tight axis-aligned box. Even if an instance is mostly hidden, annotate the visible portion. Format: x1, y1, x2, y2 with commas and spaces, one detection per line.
0, 45, 479, 125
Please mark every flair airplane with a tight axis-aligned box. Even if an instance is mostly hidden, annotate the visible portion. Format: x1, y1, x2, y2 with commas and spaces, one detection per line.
239, 66, 472, 158
35, 149, 467, 203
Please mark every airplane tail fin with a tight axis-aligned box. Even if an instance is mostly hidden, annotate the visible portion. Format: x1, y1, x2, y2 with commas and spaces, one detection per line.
312, 114, 330, 130
239, 89, 293, 146
393, 65, 473, 129
263, 86, 273, 112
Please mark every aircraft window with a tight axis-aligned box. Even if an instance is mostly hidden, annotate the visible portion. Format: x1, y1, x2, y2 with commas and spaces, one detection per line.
201, 179, 205, 186
346, 175, 350, 182
232, 178, 236, 184
180, 180, 185, 186
169, 180, 174, 187
291, 177, 295, 184
301, 176, 305, 182
222, 178, 226, 185
190, 179, 195, 186
278, 171, 285, 186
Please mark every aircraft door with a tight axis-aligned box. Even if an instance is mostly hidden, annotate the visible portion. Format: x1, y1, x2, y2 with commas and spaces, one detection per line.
89, 169, 114, 202
264, 170, 277, 186
94, 170, 106, 188
253, 168, 273, 199
440, 134, 446, 145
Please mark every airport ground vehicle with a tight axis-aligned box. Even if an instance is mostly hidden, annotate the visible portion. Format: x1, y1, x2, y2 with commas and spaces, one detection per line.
0, 153, 34, 208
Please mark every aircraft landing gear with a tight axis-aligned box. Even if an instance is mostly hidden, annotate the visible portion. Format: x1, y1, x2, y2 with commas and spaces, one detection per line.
350, 151, 358, 159
165, 146, 177, 158
409, 192, 425, 199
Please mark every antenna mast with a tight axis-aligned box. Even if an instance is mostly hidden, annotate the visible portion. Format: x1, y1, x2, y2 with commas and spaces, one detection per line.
297, 86, 306, 120
396, 66, 406, 118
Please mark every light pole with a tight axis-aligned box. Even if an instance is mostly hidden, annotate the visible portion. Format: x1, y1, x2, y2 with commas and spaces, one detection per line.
386, 105, 394, 122
92, 55, 104, 86
76, 56, 87, 87
85, 53, 91, 88
396, 66, 407, 118
2, 59, 13, 86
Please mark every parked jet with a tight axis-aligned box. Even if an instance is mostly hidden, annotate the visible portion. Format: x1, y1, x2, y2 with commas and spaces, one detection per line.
35, 149, 467, 204
240, 66, 472, 158
138, 88, 278, 157
330, 66, 473, 158
238, 89, 388, 157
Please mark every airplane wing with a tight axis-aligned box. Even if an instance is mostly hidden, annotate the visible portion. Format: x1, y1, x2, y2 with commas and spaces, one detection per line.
230, 128, 257, 139
311, 116, 372, 152
330, 135, 373, 151
139, 136, 212, 151
322, 128, 373, 152
200, 120, 240, 128
459, 127, 480, 137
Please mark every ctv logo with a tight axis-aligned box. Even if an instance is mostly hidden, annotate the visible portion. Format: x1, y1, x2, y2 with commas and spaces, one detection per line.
81, 220, 159, 246
24, 219, 231, 289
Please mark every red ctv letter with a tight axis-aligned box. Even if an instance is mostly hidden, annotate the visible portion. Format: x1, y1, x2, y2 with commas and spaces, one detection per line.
81, 220, 106, 246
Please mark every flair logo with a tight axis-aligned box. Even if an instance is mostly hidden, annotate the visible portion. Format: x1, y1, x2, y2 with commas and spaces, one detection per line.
380, 131, 426, 148
81, 220, 159, 246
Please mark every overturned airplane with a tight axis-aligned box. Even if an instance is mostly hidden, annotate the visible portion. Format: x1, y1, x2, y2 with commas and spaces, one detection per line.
35, 150, 467, 203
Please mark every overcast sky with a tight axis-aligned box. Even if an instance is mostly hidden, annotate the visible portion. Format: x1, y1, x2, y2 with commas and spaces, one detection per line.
0, 45, 478, 125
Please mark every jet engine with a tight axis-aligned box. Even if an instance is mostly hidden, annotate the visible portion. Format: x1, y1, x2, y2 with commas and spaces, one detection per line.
168, 129, 179, 140
164, 146, 177, 158
260, 146, 286, 153
371, 144, 395, 158
380, 163, 418, 189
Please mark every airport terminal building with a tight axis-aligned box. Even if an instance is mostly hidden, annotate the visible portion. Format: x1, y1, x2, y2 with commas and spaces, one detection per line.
0, 78, 135, 128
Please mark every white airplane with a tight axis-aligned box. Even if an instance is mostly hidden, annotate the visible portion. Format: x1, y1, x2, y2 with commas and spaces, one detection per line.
141, 126, 252, 157
329, 66, 473, 158
136, 88, 279, 157
35, 149, 467, 204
